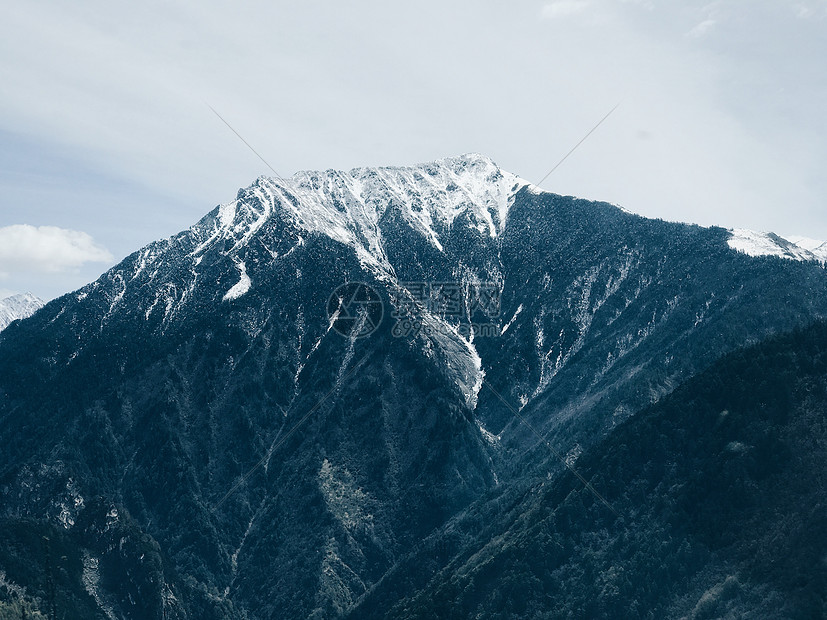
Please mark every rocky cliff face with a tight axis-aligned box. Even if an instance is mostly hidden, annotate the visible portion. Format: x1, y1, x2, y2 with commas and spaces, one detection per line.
0, 154, 825, 618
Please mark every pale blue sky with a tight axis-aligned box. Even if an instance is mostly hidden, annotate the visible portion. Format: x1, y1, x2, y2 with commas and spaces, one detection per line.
1, 0, 826, 300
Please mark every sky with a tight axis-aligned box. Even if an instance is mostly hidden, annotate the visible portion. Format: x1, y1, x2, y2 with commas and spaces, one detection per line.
1, 0, 826, 301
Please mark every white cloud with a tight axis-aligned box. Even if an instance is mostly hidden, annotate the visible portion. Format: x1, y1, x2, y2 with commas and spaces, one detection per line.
687, 18, 717, 38
541, 0, 591, 19
0, 225, 113, 278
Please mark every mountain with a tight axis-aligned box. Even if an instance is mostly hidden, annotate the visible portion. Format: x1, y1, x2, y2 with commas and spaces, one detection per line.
0, 293, 43, 332
0, 154, 825, 618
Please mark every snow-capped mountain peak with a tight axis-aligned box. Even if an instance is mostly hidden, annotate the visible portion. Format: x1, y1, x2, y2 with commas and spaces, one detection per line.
727, 228, 827, 263
0, 292, 44, 332
785, 235, 827, 262
287, 153, 524, 238
196, 154, 528, 278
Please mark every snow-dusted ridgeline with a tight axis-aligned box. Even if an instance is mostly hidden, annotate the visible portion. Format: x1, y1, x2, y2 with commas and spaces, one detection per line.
786, 235, 827, 262
194, 153, 528, 291
728, 229, 827, 263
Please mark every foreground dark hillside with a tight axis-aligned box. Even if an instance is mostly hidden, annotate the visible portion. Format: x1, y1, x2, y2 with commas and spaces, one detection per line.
354, 320, 827, 618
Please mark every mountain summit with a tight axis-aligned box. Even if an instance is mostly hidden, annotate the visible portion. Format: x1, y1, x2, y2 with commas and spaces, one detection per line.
0, 156, 825, 618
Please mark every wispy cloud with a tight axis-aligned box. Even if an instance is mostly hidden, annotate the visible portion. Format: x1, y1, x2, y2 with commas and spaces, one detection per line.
541, 0, 591, 19
686, 1, 721, 39
687, 18, 717, 38
0, 225, 113, 278
794, 1, 827, 19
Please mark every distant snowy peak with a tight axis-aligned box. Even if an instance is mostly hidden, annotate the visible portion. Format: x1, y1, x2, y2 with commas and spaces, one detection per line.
728, 229, 827, 263
0, 293, 44, 332
786, 235, 827, 262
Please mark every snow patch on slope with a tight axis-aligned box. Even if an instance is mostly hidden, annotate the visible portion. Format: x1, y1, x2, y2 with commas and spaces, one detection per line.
476, 420, 501, 445
501, 303, 523, 335
391, 281, 485, 410
223, 261, 251, 301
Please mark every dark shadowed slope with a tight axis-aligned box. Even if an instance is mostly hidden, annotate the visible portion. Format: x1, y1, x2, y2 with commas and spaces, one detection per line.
355, 321, 827, 619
